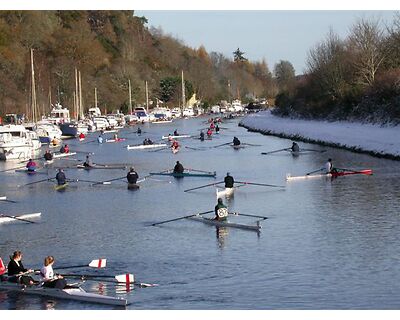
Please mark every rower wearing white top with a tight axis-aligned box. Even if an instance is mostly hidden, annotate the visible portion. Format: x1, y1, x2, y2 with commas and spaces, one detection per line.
324, 159, 333, 173
40, 256, 68, 289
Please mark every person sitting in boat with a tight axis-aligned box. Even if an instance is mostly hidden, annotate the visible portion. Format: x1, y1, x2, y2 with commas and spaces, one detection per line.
167, 134, 173, 142
40, 256, 68, 289
206, 128, 213, 137
78, 132, 85, 140
171, 140, 179, 151
127, 167, 139, 184
7, 251, 36, 286
55, 168, 66, 186
215, 124, 220, 133
224, 172, 234, 188
97, 135, 103, 144
147, 138, 154, 145
215, 198, 228, 221
26, 159, 37, 172
44, 150, 53, 161
51, 137, 59, 146
324, 158, 337, 174
83, 154, 93, 167
113, 133, 119, 141
137, 127, 142, 134
199, 130, 205, 141
173, 130, 179, 136
232, 137, 241, 146
210, 122, 215, 129
173, 161, 184, 174
291, 142, 300, 152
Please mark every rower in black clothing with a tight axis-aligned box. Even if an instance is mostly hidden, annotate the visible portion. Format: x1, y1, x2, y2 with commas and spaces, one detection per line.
224, 172, 234, 188
215, 198, 228, 221
137, 127, 142, 134
215, 124, 220, 133
233, 136, 241, 146
44, 150, 53, 161
127, 167, 139, 184
55, 168, 66, 186
291, 142, 300, 152
200, 130, 205, 141
173, 129, 179, 136
83, 154, 93, 167
7, 251, 36, 285
173, 161, 184, 174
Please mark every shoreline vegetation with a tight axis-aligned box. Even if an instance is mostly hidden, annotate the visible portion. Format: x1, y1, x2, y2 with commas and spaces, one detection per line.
239, 110, 400, 161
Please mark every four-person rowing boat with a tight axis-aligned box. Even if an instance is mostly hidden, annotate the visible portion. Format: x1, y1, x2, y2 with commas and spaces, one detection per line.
0, 281, 129, 306
286, 169, 373, 181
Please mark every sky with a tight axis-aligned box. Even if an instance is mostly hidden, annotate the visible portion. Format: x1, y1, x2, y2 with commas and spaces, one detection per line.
136, 10, 397, 75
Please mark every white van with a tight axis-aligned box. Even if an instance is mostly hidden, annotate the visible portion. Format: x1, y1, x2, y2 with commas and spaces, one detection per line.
93, 117, 110, 130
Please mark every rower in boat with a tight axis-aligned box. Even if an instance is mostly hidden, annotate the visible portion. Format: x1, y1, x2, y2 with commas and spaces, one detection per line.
51, 137, 60, 147
83, 154, 94, 168
291, 142, 300, 152
200, 130, 205, 141
215, 124, 220, 134
210, 122, 215, 129
44, 150, 53, 161
206, 128, 213, 138
26, 159, 37, 172
143, 138, 154, 145
97, 135, 103, 144
173, 161, 184, 174
78, 132, 85, 140
55, 168, 67, 186
40, 256, 69, 289
173, 129, 179, 136
324, 158, 337, 174
215, 198, 228, 221
7, 251, 37, 286
127, 167, 139, 189
171, 140, 180, 153
137, 127, 142, 134
167, 134, 173, 142
233, 136, 241, 146
60, 144, 70, 154
224, 172, 234, 188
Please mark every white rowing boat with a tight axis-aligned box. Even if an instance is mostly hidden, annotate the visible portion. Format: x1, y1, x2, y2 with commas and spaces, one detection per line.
0, 212, 41, 224
0, 281, 129, 306
216, 187, 234, 198
187, 215, 261, 231
0, 196, 7, 201
286, 169, 373, 181
126, 143, 166, 150
161, 135, 191, 140
53, 152, 77, 159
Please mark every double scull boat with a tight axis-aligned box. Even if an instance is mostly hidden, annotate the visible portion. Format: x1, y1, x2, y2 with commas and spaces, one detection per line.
286, 169, 373, 181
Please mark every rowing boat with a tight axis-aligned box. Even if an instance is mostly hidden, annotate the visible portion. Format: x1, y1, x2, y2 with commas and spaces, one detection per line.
150, 170, 216, 178
0, 212, 41, 224
286, 169, 373, 181
15, 169, 43, 175
126, 143, 166, 150
76, 164, 127, 170
105, 138, 126, 143
216, 187, 234, 198
187, 215, 261, 231
0, 281, 129, 306
0, 196, 6, 201
53, 152, 77, 159
127, 183, 140, 190
54, 183, 68, 191
231, 144, 245, 149
161, 135, 191, 140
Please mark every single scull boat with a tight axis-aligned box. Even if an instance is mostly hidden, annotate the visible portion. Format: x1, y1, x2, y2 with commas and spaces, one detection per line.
286, 169, 373, 181
150, 170, 216, 178
126, 143, 166, 150
187, 215, 261, 231
161, 135, 191, 140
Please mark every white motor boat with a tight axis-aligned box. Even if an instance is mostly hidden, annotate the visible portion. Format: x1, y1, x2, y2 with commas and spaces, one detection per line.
0, 125, 36, 161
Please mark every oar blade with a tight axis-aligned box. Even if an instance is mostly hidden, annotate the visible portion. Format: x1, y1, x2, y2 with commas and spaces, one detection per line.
89, 258, 107, 268
115, 273, 135, 283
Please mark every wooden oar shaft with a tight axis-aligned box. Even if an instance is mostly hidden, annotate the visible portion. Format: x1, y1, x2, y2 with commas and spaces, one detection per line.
0, 214, 36, 223
151, 210, 213, 226
235, 181, 285, 188
184, 181, 224, 192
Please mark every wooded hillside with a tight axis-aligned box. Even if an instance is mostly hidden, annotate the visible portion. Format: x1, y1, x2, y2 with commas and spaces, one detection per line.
0, 11, 276, 117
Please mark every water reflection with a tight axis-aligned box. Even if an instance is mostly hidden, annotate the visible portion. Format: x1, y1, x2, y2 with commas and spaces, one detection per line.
216, 227, 229, 249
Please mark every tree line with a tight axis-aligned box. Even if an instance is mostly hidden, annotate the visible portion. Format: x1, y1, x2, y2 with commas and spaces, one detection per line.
0, 11, 290, 118
274, 13, 400, 124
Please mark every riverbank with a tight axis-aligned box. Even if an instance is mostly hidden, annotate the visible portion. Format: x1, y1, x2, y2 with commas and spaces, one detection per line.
239, 110, 400, 160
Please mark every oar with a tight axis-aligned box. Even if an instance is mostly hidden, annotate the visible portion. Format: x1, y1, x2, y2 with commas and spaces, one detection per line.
0, 213, 37, 224
151, 210, 214, 226
184, 181, 224, 192
74, 179, 103, 184
61, 273, 157, 287
212, 142, 231, 148
261, 148, 290, 155
91, 176, 126, 186
242, 143, 262, 146
235, 181, 285, 188
229, 212, 268, 220
0, 199, 18, 203
187, 168, 214, 174
306, 168, 323, 176
334, 167, 359, 173
55, 259, 107, 270
18, 178, 54, 187
0, 164, 28, 173
149, 147, 169, 152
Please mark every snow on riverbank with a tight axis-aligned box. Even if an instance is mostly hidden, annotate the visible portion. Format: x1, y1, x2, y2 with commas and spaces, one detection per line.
239, 110, 400, 159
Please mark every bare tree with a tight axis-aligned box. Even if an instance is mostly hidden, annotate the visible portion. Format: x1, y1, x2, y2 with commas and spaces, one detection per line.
348, 18, 386, 86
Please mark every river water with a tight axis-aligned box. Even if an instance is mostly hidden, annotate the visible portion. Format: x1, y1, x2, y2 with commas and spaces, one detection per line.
0, 115, 399, 310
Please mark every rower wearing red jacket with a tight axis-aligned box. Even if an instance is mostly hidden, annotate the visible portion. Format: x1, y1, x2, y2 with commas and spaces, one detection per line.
26, 159, 37, 172
207, 128, 213, 137
171, 140, 179, 151
78, 132, 85, 140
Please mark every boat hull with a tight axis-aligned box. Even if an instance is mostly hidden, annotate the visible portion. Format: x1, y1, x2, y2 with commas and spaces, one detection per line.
0, 212, 41, 224
150, 171, 216, 178
126, 144, 166, 150
161, 135, 191, 140
286, 169, 373, 181
127, 183, 140, 190
59, 123, 78, 137
187, 215, 261, 231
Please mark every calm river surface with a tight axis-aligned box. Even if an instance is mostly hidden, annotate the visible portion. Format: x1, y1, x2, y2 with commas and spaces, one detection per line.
0, 115, 400, 310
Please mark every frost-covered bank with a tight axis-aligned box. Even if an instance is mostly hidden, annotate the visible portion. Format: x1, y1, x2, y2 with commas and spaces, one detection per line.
239, 110, 400, 160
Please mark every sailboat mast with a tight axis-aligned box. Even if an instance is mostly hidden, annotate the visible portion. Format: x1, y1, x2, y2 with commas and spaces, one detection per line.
145, 81, 149, 114
74, 68, 79, 120
128, 79, 132, 114
30, 48, 37, 123
181, 70, 185, 117
94, 87, 98, 108
79, 70, 83, 120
